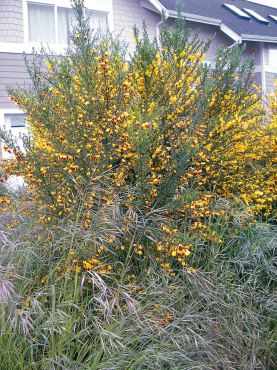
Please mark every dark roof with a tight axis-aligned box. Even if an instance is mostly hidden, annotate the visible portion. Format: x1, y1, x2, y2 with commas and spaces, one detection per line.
158, 0, 277, 40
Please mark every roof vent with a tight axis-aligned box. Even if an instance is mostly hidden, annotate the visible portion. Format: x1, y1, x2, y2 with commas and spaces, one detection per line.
222, 4, 251, 20
243, 8, 269, 24
268, 15, 277, 23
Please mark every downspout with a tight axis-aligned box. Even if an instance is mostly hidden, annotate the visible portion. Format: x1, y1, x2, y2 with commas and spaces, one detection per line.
209, 39, 241, 67
260, 42, 266, 93
226, 39, 242, 50
156, 13, 168, 46
146, 0, 169, 46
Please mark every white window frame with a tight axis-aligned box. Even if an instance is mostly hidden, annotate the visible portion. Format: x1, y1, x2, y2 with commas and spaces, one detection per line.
0, 0, 113, 54
0, 108, 26, 129
268, 49, 277, 72
0, 108, 27, 161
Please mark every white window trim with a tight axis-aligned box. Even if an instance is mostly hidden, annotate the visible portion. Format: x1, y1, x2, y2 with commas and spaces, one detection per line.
0, 108, 25, 130
0, 108, 26, 161
255, 65, 277, 74
0, 0, 113, 54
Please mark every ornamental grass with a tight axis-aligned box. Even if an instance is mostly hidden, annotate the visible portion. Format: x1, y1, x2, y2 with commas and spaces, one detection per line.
0, 1, 276, 368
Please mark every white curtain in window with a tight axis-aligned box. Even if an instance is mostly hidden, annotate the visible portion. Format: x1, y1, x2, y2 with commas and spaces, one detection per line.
58, 7, 77, 44
28, 3, 55, 43
87, 11, 108, 32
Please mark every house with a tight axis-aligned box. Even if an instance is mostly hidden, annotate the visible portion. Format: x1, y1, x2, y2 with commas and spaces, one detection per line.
0, 0, 276, 139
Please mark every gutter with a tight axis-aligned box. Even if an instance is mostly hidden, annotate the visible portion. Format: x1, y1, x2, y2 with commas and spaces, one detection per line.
168, 10, 222, 26
220, 24, 241, 43
241, 34, 277, 43
147, 0, 168, 16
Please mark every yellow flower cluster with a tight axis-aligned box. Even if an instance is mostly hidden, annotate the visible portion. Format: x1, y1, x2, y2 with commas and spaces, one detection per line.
53, 247, 113, 276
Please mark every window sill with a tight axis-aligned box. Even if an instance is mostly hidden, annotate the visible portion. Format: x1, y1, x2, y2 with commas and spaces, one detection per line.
0, 42, 75, 55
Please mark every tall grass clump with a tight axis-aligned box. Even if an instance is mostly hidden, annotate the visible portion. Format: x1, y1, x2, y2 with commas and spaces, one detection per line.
0, 0, 276, 368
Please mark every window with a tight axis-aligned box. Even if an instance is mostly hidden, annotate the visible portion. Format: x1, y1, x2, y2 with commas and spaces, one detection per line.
28, 3, 55, 43
57, 7, 77, 44
87, 11, 108, 32
4, 114, 26, 128
269, 49, 277, 68
1, 113, 26, 160
242, 8, 269, 24
27, 2, 108, 45
223, 4, 251, 20
268, 15, 277, 23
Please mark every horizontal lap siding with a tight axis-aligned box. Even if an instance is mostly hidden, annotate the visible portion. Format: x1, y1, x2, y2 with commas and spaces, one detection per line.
185, 21, 232, 62
0, 52, 32, 109
266, 72, 277, 93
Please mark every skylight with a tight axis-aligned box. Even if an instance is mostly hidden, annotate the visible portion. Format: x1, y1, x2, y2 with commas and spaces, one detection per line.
223, 4, 251, 19
243, 8, 269, 24
268, 14, 277, 23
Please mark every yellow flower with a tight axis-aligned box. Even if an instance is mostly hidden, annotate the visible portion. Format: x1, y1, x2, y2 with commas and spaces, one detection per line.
83, 261, 93, 270
169, 95, 178, 105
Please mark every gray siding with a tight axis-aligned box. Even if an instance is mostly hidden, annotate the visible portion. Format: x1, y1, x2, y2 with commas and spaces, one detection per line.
179, 22, 261, 64
0, 52, 31, 109
242, 41, 261, 65
113, 0, 160, 51
253, 72, 261, 87
185, 21, 232, 61
0, 0, 24, 43
266, 72, 277, 93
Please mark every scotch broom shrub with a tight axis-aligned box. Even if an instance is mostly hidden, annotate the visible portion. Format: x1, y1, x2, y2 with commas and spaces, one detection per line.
0, 0, 276, 274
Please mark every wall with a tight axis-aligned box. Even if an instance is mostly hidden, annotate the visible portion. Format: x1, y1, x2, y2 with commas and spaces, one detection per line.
0, 0, 24, 43
253, 72, 261, 87
242, 41, 261, 64
113, 0, 160, 52
266, 72, 277, 92
0, 52, 31, 110
185, 21, 232, 61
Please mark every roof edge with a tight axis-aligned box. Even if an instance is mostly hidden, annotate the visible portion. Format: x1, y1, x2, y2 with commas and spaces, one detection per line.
241, 34, 277, 43
168, 9, 221, 26
220, 23, 242, 42
168, 10, 242, 42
